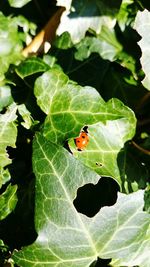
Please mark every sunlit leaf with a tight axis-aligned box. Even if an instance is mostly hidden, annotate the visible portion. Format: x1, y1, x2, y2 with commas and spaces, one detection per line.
0, 12, 23, 81
75, 26, 122, 62
34, 69, 136, 145
134, 10, 150, 90
17, 104, 33, 129
117, 0, 135, 31
0, 104, 17, 186
69, 115, 135, 186
57, 0, 121, 43
0, 168, 11, 189
12, 134, 150, 267
8, 0, 31, 8
0, 85, 13, 112
144, 186, 150, 213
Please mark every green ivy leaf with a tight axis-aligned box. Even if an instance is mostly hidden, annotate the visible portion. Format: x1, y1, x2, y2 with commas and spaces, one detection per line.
57, 0, 121, 43
111, 224, 150, 267
34, 69, 136, 145
134, 10, 150, 90
144, 187, 150, 213
75, 26, 122, 62
0, 184, 18, 220
117, 0, 135, 31
0, 239, 7, 250
0, 12, 23, 81
0, 169, 11, 189
54, 32, 73, 50
16, 57, 50, 79
0, 85, 13, 112
0, 104, 17, 186
69, 115, 135, 186
17, 104, 33, 129
12, 133, 150, 267
34, 69, 69, 115
118, 145, 148, 193
8, 0, 31, 8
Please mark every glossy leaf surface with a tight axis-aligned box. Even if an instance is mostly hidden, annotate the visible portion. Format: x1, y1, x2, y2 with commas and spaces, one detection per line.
134, 10, 150, 90
12, 134, 150, 267
34, 69, 136, 146
0, 104, 17, 187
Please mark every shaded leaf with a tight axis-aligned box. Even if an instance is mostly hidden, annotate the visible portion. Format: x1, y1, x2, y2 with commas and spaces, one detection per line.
118, 145, 148, 193
0, 184, 18, 220
98, 64, 145, 109
16, 57, 50, 79
12, 133, 150, 267
0, 239, 9, 265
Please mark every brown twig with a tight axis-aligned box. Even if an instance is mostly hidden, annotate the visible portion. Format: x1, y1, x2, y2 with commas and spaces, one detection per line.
22, 6, 65, 57
131, 141, 150, 156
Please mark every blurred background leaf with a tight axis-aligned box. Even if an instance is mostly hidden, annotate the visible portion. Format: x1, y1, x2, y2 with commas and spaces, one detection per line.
8, 0, 31, 8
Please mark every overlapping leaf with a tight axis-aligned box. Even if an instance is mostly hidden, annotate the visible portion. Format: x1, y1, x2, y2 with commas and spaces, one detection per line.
0, 85, 13, 112
57, 0, 121, 43
16, 57, 50, 79
0, 12, 23, 81
17, 104, 33, 129
0, 103, 17, 168
117, 0, 135, 31
8, 0, 31, 8
12, 134, 150, 267
134, 10, 150, 90
0, 104, 17, 187
0, 169, 11, 189
34, 69, 136, 145
69, 117, 135, 186
0, 184, 18, 220
75, 26, 122, 62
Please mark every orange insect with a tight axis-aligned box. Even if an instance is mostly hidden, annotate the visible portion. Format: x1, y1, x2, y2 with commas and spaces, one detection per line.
74, 126, 89, 151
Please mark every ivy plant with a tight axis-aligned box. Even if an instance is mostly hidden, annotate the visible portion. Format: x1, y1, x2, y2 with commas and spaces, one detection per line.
0, 1, 150, 267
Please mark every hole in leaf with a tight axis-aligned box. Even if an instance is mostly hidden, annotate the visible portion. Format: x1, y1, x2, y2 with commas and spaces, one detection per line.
73, 176, 119, 217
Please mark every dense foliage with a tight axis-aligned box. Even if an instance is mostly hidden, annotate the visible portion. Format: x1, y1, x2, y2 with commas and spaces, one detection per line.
0, 0, 150, 266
